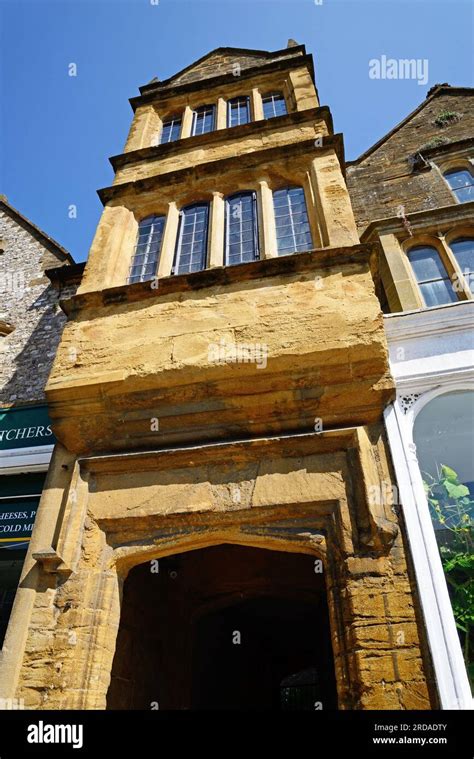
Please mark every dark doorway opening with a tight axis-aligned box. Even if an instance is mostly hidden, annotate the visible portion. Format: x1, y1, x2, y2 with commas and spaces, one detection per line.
107, 544, 338, 710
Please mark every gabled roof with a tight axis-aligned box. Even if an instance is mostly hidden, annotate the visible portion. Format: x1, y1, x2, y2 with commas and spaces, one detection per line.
139, 44, 307, 95
0, 195, 74, 264
347, 85, 474, 166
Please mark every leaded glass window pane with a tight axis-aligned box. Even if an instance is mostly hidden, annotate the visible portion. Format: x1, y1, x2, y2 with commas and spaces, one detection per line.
225, 192, 259, 265
160, 117, 182, 144
262, 93, 287, 120
444, 169, 474, 203
408, 246, 458, 307
450, 238, 474, 292
192, 105, 215, 136
273, 187, 313, 255
128, 215, 165, 284
173, 203, 209, 275
228, 97, 250, 127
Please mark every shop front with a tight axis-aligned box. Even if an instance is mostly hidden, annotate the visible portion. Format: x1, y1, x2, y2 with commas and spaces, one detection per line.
0, 406, 55, 646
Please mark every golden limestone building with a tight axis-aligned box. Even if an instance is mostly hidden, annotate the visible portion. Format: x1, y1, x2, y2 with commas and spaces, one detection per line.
0, 43, 439, 710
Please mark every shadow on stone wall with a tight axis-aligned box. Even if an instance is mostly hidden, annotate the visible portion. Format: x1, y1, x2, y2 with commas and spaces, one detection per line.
0, 283, 71, 408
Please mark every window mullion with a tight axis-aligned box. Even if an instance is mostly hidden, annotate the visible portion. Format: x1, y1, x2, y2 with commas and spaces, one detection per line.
252, 192, 259, 260
173, 212, 185, 275
239, 197, 244, 261
224, 199, 231, 264
440, 236, 471, 300
288, 193, 297, 251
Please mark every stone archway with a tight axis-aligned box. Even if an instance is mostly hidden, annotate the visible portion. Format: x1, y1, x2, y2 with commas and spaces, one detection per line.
11, 430, 436, 711
107, 544, 338, 710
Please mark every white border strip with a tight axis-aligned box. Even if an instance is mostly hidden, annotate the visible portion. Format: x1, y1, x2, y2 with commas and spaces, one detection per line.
385, 403, 473, 709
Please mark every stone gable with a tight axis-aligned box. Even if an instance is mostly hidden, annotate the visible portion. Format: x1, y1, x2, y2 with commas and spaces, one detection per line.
167, 49, 301, 86
347, 90, 474, 233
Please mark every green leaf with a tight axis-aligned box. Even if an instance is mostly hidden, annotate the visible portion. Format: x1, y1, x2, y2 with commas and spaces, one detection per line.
441, 465, 459, 483
444, 481, 470, 499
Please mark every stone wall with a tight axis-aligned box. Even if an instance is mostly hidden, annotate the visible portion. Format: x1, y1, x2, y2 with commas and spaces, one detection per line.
1, 48, 440, 712
15, 428, 436, 710
0, 207, 73, 406
347, 90, 474, 234
46, 246, 393, 454
163, 48, 304, 87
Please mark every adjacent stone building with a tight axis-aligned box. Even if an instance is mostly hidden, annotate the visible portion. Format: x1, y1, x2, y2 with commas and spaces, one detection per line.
0, 197, 82, 658
0, 44, 441, 710
347, 86, 474, 709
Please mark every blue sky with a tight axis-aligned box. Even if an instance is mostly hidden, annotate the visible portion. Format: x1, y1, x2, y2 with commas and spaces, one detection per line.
1, 0, 473, 263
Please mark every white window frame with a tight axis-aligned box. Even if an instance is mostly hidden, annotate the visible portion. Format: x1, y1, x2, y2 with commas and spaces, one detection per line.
443, 166, 474, 204
385, 380, 474, 709
262, 92, 287, 120
191, 105, 216, 137
159, 116, 182, 145
227, 96, 250, 128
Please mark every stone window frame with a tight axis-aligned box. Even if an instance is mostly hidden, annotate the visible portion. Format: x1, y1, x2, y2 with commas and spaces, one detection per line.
10, 426, 430, 710
444, 224, 474, 296
226, 95, 251, 128
261, 91, 288, 120
190, 104, 217, 137
136, 69, 303, 151
402, 231, 472, 307
385, 383, 474, 709
158, 114, 183, 145
434, 155, 474, 204
172, 200, 211, 275
95, 147, 353, 290
124, 172, 321, 283
272, 185, 314, 255
224, 190, 260, 265
127, 214, 167, 284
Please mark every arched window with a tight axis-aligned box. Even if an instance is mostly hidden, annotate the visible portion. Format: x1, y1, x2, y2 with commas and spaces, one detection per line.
128, 215, 166, 284
262, 93, 287, 120
413, 390, 474, 692
227, 97, 250, 128
407, 246, 458, 307
225, 192, 259, 265
173, 203, 210, 275
191, 105, 215, 136
159, 115, 182, 144
444, 168, 474, 203
273, 187, 313, 255
450, 237, 474, 294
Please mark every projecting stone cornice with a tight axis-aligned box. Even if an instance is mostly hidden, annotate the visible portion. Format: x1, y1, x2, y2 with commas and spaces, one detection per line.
361, 200, 474, 241
109, 106, 334, 173
59, 242, 380, 317
46, 242, 392, 455
415, 136, 474, 161
98, 134, 345, 205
